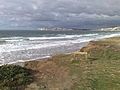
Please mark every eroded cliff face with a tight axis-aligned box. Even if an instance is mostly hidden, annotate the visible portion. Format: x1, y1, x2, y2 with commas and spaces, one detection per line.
80, 41, 102, 52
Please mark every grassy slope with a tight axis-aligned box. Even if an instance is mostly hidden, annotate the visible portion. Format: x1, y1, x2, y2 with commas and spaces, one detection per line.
25, 37, 120, 90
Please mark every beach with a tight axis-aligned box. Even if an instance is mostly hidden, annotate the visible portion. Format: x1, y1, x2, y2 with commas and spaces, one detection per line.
23, 36, 120, 90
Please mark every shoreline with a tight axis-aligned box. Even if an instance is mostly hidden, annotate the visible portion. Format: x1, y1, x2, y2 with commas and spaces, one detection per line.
9, 36, 119, 66
23, 36, 120, 66
12, 42, 89, 66
1, 36, 119, 67
16, 36, 118, 66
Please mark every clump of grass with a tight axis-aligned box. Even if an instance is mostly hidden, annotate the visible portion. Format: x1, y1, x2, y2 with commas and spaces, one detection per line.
0, 65, 33, 89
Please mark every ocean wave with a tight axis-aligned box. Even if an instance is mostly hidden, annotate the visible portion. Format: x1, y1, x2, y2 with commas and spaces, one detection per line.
96, 33, 120, 40
0, 32, 120, 65
0, 33, 120, 53
0, 33, 99, 42
0, 37, 25, 42
28, 33, 99, 40
0, 40, 6, 44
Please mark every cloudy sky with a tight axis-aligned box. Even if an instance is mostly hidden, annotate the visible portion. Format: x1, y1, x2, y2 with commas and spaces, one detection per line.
0, 0, 120, 29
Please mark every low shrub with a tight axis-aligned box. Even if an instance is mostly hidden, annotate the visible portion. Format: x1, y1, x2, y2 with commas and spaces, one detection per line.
0, 65, 33, 89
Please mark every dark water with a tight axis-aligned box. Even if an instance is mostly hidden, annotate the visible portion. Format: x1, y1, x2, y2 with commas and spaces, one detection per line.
0, 30, 101, 37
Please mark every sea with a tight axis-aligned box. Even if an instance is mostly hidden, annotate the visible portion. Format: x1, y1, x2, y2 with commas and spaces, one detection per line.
0, 30, 120, 65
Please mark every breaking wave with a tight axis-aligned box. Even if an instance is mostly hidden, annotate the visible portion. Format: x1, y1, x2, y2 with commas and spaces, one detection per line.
0, 31, 120, 65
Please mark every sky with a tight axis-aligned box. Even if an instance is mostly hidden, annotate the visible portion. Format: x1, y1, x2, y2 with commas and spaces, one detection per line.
0, 0, 120, 29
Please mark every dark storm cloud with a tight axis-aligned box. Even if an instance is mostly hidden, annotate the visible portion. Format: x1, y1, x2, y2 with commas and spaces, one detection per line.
0, 0, 120, 29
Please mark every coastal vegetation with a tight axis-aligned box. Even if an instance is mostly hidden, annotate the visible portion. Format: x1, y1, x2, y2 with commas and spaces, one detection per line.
25, 37, 120, 90
0, 65, 33, 90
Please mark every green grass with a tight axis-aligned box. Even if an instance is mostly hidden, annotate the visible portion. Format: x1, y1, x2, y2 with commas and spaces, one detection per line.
86, 38, 120, 90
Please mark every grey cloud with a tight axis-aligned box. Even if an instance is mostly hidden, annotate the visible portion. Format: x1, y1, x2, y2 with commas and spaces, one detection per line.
0, 0, 120, 29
